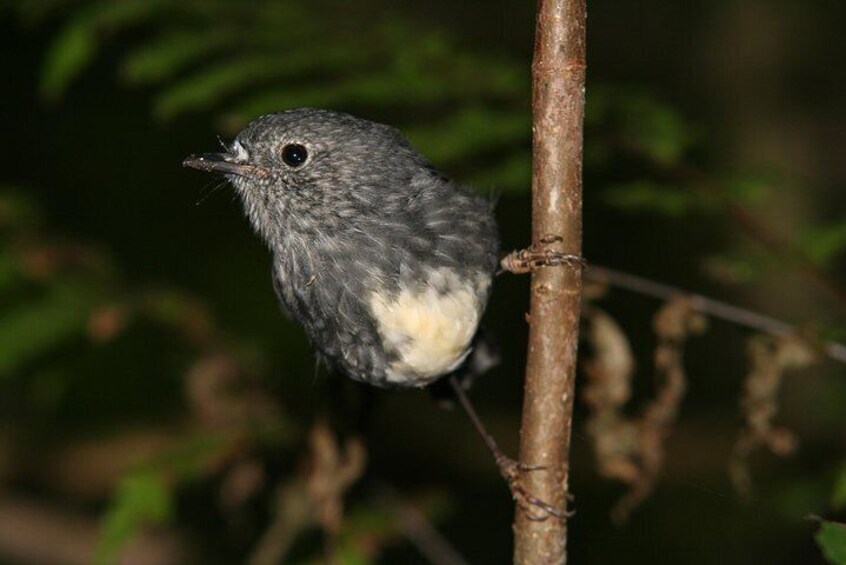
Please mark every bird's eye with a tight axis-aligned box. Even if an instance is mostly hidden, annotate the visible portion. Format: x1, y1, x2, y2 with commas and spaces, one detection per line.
281, 144, 308, 167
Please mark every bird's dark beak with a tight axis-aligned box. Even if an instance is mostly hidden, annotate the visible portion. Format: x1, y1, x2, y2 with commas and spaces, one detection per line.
182, 152, 257, 177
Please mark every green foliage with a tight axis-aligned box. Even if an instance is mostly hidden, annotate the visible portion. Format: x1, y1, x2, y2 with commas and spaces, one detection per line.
93, 426, 295, 562
25, 0, 530, 181
621, 96, 694, 166
701, 250, 770, 285
587, 86, 696, 165
40, 0, 171, 99
120, 30, 238, 85
723, 173, 773, 207
0, 280, 97, 377
604, 181, 714, 217
406, 106, 530, 166
95, 470, 173, 565
816, 519, 846, 565
798, 219, 846, 268
0, 252, 18, 293
833, 462, 846, 511
40, 20, 96, 99
471, 152, 532, 192
0, 189, 101, 378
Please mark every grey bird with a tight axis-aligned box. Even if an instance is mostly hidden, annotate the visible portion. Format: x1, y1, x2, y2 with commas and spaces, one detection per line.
183, 108, 499, 390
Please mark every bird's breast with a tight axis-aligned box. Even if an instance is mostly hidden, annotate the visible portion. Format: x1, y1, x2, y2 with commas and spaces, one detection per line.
368, 267, 490, 386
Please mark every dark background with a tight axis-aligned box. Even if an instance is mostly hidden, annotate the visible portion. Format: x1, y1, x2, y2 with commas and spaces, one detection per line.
0, 1, 844, 563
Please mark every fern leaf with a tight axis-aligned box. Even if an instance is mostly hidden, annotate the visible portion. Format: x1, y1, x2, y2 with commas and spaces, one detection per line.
121, 30, 237, 85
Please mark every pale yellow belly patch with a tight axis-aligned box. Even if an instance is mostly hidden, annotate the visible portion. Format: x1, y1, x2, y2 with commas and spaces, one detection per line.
369, 269, 483, 385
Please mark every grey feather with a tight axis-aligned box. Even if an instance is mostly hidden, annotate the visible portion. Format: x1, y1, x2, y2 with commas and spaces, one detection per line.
186, 108, 499, 388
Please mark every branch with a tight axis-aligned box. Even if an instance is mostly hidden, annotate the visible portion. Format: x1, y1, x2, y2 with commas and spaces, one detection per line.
513, 1, 587, 563
587, 265, 846, 364
377, 487, 470, 565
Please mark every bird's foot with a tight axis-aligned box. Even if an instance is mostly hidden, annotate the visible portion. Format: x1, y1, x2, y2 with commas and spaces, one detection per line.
447, 376, 572, 522
494, 454, 572, 521
498, 235, 587, 275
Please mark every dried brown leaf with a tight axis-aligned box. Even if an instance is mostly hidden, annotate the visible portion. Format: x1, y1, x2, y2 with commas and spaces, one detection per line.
583, 298, 707, 522
306, 421, 367, 535
87, 304, 129, 343
730, 334, 819, 497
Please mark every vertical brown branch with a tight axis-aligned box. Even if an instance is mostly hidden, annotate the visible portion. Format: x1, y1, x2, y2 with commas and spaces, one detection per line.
513, 1, 586, 563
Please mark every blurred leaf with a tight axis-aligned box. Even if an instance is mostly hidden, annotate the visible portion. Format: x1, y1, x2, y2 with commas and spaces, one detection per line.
0, 282, 96, 377
152, 47, 369, 119
0, 252, 18, 293
153, 56, 281, 120
469, 151, 531, 192
774, 479, 828, 522
604, 181, 713, 217
40, 22, 96, 100
40, 0, 171, 99
587, 86, 696, 165
228, 70, 447, 121
798, 220, 846, 267
724, 173, 773, 206
344, 505, 395, 537
701, 248, 773, 285
833, 462, 846, 511
95, 470, 173, 565
815, 519, 846, 565
407, 106, 529, 164
25, 0, 534, 190
334, 547, 370, 565
619, 92, 694, 165
120, 30, 237, 85
149, 431, 231, 480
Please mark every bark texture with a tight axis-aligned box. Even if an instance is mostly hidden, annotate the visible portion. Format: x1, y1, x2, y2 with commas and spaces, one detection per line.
513, 1, 586, 563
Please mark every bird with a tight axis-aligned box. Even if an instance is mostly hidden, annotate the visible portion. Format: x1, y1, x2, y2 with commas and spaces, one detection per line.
184, 109, 562, 519
183, 108, 499, 390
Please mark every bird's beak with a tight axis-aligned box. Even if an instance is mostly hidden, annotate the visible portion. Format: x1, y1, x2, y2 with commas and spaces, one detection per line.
182, 152, 258, 177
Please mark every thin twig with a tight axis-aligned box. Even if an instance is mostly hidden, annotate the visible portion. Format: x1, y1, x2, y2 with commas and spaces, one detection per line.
587, 265, 846, 364
378, 485, 470, 565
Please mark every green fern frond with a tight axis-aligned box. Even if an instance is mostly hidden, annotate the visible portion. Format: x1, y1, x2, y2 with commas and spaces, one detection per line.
120, 29, 238, 84
407, 106, 530, 164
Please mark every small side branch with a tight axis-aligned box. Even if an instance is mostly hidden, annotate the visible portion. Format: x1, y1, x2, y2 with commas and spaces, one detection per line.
588, 265, 846, 365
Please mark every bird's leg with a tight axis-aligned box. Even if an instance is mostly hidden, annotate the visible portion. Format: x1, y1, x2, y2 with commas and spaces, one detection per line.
498, 234, 587, 275
447, 376, 569, 521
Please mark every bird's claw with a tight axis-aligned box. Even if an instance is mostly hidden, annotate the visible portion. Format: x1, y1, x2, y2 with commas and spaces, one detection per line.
498, 236, 587, 275
495, 455, 572, 521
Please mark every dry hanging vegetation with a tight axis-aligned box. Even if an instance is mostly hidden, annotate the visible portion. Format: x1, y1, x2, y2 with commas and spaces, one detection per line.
730, 335, 819, 497
581, 275, 827, 522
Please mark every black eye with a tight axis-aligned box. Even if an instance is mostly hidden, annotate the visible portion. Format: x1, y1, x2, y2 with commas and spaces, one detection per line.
281, 144, 308, 167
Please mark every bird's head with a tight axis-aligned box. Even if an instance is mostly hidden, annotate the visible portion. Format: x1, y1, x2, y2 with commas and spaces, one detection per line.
183, 108, 429, 245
